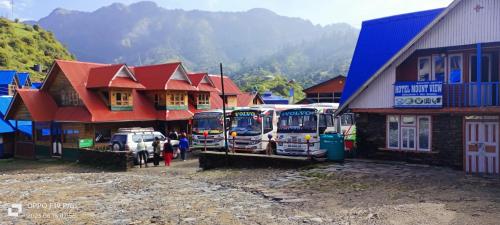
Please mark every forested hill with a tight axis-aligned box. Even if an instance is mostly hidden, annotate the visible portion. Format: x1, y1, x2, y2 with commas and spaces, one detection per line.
0, 18, 74, 80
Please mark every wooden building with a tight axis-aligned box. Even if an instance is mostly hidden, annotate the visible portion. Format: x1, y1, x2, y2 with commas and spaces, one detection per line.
298, 75, 346, 104
339, 0, 500, 175
5, 60, 252, 160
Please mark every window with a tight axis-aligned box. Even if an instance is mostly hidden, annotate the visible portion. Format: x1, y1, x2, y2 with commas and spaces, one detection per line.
418, 57, 431, 81
387, 115, 431, 151
263, 116, 273, 134
61, 90, 81, 106
448, 54, 463, 83
387, 116, 400, 149
169, 92, 186, 106
63, 129, 80, 143
8, 84, 16, 96
115, 92, 131, 106
36, 127, 51, 142
470, 55, 492, 82
432, 55, 446, 81
198, 93, 210, 105
418, 117, 431, 151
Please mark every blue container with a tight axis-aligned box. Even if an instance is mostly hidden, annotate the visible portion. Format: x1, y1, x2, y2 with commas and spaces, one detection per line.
320, 134, 344, 162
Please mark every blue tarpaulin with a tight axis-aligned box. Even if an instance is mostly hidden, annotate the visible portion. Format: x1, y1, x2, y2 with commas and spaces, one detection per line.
261, 91, 289, 104
0, 96, 32, 135
340, 8, 444, 105
16, 72, 30, 88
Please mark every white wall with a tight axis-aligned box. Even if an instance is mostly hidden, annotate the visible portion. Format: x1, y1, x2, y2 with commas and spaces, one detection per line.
350, 0, 500, 109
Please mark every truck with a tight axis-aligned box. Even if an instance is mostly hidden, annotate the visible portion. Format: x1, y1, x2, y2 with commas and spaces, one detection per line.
276, 105, 338, 157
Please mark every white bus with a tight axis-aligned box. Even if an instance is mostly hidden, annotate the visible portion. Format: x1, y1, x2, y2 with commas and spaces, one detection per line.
228, 105, 297, 153
191, 109, 232, 150
276, 105, 338, 157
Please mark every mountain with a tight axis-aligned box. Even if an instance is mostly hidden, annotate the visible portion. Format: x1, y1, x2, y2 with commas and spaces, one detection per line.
0, 18, 74, 80
34, 1, 358, 91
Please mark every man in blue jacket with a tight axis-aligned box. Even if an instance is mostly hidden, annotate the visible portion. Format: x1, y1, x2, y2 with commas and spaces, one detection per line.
178, 133, 190, 161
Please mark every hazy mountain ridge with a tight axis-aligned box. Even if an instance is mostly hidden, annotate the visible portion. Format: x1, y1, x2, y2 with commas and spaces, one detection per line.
33, 1, 358, 91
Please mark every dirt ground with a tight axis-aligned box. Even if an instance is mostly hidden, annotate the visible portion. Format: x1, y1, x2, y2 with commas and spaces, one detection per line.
0, 157, 500, 224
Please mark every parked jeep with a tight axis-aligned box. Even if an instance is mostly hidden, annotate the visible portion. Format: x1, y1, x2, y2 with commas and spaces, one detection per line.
109, 127, 179, 164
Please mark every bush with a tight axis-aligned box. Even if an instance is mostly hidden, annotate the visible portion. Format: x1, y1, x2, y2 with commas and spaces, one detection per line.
21, 36, 33, 45
0, 51, 8, 66
33, 24, 39, 31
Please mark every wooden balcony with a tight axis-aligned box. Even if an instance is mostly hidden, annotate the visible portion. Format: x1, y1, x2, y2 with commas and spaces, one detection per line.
444, 83, 500, 107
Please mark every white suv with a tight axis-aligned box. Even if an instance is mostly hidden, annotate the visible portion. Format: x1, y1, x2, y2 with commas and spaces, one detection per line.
109, 128, 179, 164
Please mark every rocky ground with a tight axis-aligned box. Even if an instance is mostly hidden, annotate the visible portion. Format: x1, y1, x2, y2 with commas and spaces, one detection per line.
0, 158, 500, 225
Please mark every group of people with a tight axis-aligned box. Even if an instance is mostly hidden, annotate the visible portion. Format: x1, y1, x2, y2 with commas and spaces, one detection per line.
136, 132, 190, 168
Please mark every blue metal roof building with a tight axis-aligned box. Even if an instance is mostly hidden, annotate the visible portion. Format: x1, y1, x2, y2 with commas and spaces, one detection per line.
261, 91, 289, 104
340, 8, 444, 105
16, 72, 31, 88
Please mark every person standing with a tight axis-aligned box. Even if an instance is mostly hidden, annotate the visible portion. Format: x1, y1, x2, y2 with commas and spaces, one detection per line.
152, 137, 161, 166
163, 138, 174, 166
136, 138, 148, 168
179, 133, 189, 161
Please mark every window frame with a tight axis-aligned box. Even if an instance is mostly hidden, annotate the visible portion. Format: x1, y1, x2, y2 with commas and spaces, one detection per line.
386, 115, 432, 152
169, 92, 186, 106
417, 56, 432, 81
386, 115, 400, 150
469, 54, 492, 83
432, 54, 447, 82
197, 93, 210, 105
448, 53, 463, 84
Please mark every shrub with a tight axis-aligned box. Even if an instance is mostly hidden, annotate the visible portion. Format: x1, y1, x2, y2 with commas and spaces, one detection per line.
33, 24, 39, 31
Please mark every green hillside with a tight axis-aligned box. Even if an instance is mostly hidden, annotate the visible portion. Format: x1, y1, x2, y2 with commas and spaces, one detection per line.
0, 18, 74, 81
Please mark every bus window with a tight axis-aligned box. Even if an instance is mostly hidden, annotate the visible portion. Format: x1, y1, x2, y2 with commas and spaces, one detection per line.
341, 114, 354, 126
263, 116, 273, 134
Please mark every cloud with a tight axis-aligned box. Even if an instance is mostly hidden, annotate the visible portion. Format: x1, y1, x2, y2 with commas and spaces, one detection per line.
0, 0, 12, 9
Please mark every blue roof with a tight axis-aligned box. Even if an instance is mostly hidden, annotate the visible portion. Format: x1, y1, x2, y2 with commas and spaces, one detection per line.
31, 82, 42, 89
0, 96, 12, 115
16, 72, 30, 87
261, 91, 289, 104
0, 96, 32, 135
340, 8, 444, 105
0, 70, 17, 85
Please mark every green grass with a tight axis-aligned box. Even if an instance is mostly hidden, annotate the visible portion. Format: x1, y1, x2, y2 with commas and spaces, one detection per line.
0, 18, 74, 81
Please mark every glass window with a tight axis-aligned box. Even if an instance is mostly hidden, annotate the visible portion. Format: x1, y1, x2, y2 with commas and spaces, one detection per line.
388, 116, 399, 148
36, 127, 51, 141
401, 127, 416, 149
402, 116, 415, 126
169, 92, 186, 106
433, 55, 446, 81
418, 57, 431, 81
63, 128, 80, 143
470, 55, 491, 82
418, 117, 430, 151
132, 134, 142, 143
198, 93, 210, 105
448, 54, 462, 83
143, 134, 154, 142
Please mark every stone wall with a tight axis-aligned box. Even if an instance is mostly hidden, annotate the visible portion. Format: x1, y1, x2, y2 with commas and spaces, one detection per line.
78, 149, 134, 171
199, 152, 315, 170
355, 113, 463, 169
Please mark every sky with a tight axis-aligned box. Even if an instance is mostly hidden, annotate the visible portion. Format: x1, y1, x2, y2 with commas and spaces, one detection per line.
0, 0, 453, 27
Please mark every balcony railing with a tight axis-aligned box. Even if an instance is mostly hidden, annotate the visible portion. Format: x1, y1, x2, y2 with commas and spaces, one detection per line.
444, 82, 500, 107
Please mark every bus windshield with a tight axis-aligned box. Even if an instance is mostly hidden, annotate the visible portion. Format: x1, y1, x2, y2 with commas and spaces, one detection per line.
278, 109, 317, 133
230, 111, 262, 136
193, 113, 223, 134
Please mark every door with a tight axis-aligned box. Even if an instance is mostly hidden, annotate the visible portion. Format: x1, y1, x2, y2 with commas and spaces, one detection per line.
51, 123, 62, 157
465, 117, 499, 174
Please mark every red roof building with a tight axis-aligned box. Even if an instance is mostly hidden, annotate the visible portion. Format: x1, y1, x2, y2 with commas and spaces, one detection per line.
5, 59, 254, 160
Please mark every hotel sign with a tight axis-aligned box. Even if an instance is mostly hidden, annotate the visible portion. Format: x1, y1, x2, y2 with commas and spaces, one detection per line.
394, 81, 443, 108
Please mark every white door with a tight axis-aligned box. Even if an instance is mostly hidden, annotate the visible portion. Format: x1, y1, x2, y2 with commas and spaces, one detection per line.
465, 119, 499, 174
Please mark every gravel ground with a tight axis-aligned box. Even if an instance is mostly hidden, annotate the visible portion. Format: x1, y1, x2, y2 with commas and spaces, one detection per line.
1, 158, 500, 224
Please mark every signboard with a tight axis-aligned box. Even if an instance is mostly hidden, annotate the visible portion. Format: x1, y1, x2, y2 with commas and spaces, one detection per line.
233, 111, 258, 117
79, 139, 94, 148
280, 109, 316, 117
394, 81, 443, 108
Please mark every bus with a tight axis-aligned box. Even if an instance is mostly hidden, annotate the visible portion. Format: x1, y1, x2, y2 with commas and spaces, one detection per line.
191, 109, 232, 150
276, 105, 338, 157
228, 105, 296, 153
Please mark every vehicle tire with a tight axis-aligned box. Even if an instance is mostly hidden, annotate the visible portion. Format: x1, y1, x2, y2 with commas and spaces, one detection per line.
112, 142, 122, 151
